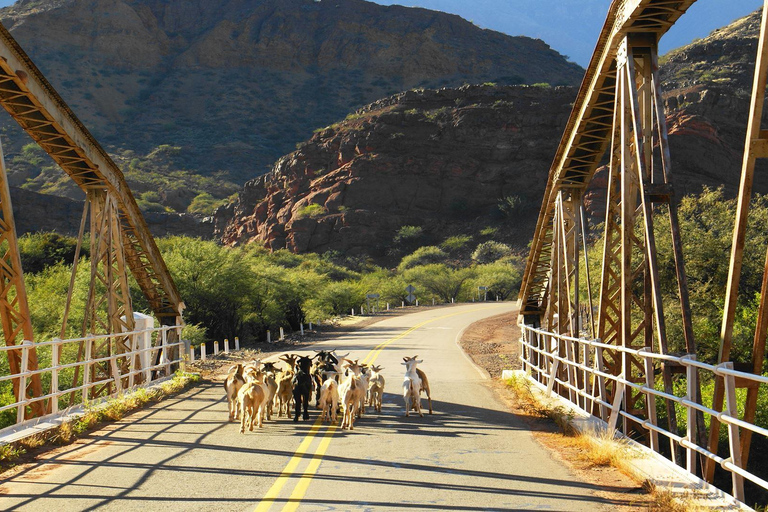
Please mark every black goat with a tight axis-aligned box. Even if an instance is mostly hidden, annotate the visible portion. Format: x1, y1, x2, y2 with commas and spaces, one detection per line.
292, 355, 315, 422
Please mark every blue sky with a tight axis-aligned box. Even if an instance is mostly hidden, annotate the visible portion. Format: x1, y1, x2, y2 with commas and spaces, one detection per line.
0, 0, 761, 66
372, 0, 764, 66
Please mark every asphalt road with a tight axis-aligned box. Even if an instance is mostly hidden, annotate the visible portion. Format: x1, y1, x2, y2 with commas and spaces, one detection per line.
0, 303, 630, 511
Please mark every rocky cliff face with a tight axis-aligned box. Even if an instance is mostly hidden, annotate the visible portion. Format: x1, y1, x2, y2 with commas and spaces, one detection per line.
9, 187, 215, 239
215, 84, 576, 258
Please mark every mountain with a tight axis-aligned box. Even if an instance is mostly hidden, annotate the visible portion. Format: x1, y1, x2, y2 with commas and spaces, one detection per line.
218, 8, 768, 265
213, 84, 576, 260
0, 0, 583, 219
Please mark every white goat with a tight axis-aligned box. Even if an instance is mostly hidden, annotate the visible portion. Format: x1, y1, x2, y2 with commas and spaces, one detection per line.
340, 361, 365, 430
402, 356, 429, 417
238, 378, 267, 433
367, 365, 385, 413
224, 363, 245, 421
318, 376, 339, 423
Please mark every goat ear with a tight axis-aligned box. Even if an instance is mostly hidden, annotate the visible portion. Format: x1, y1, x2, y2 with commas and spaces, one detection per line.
401, 362, 407, 365
402, 357, 408, 362
416, 359, 423, 364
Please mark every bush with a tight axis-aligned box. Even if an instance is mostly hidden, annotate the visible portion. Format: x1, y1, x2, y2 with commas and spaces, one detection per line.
296, 203, 326, 219
472, 241, 512, 264
19, 232, 85, 274
498, 195, 526, 218
394, 225, 424, 244
441, 235, 472, 253
398, 246, 447, 271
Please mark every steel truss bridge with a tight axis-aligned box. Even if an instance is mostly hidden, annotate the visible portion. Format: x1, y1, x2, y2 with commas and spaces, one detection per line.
0, 21, 184, 430
519, 0, 768, 505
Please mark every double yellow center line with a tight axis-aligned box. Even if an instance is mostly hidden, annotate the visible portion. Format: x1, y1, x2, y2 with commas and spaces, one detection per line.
254, 306, 502, 511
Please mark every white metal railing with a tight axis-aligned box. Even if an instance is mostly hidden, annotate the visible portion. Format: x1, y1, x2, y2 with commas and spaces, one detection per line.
518, 324, 768, 505
0, 325, 186, 435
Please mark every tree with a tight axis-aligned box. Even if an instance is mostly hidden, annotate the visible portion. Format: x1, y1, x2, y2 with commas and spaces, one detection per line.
403, 264, 476, 302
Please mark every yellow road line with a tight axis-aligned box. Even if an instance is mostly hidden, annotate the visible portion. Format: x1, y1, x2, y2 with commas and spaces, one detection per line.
253, 416, 324, 512
281, 424, 338, 512
256, 304, 505, 511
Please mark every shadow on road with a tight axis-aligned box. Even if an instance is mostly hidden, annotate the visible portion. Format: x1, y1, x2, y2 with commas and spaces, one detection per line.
0, 381, 640, 511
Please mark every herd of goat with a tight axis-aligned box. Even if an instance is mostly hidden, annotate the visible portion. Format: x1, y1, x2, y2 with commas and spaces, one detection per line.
224, 350, 433, 433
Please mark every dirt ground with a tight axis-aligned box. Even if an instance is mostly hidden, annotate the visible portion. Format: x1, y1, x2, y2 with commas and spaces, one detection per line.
459, 311, 654, 510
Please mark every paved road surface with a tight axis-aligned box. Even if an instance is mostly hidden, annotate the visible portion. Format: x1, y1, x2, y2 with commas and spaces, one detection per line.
0, 303, 632, 511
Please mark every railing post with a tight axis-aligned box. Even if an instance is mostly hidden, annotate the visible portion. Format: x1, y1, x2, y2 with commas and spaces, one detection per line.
564, 335, 577, 404
595, 344, 608, 422
581, 339, 591, 412
180, 339, 190, 372
545, 334, 561, 397
279, 327, 284, 341
128, 333, 137, 388
300, 323, 305, 336
189, 343, 195, 363
162, 328, 171, 377
721, 362, 745, 502
83, 336, 93, 404
309, 322, 313, 330
51, 339, 61, 415
17, 341, 31, 423
110, 352, 122, 396
235, 337, 240, 350
201, 343, 207, 361
267, 331, 271, 344
214, 340, 219, 355
640, 347, 660, 452
684, 355, 698, 475
224, 338, 229, 354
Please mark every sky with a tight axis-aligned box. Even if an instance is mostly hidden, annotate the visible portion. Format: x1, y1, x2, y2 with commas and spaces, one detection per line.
0, 0, 761, 67
369, 0, 764, 67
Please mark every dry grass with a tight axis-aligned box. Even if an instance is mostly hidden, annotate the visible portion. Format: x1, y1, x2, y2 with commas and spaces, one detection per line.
504, 375, 717, 512
0, 372, 200, 471
505, 374, 576, 434
643, 481, 711, 512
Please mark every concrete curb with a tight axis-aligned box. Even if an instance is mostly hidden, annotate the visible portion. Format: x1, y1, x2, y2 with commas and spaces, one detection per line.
502, 369, 754, 512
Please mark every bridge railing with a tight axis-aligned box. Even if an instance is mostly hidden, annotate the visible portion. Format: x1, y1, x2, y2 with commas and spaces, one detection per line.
519, 324, 768, 503
0, 325, 185, 436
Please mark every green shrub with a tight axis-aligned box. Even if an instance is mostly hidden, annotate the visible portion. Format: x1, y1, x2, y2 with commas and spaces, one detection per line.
398, 246, 447, 271
441, 235, 472, 253
480, 226, 498, 237
18, 232, 85, 274
472, 241, 512, 264
296, 203, 327, 219
394, 225, 423, 244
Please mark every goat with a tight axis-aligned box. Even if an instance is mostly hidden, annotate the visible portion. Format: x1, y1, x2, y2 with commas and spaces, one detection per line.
318, 375, 339, 423
292, 354, 315, 422
402, 356, 424, 417
367, 364, 385, 413
275, 367, 294, 417
224, 363, 245, 421
340, 362, 365, 430
357, 364, 371, 417
238, 376, 267, 433
257, 362, 279, 421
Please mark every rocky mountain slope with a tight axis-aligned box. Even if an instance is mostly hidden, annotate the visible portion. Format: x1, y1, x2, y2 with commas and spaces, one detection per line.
217, 8, 768, 264
214, 84, 576, 258
0, 0, 582, 202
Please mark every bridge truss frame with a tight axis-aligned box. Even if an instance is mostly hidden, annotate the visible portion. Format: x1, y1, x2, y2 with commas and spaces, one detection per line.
0, 21, 183, 420
519, 0, 768, 501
